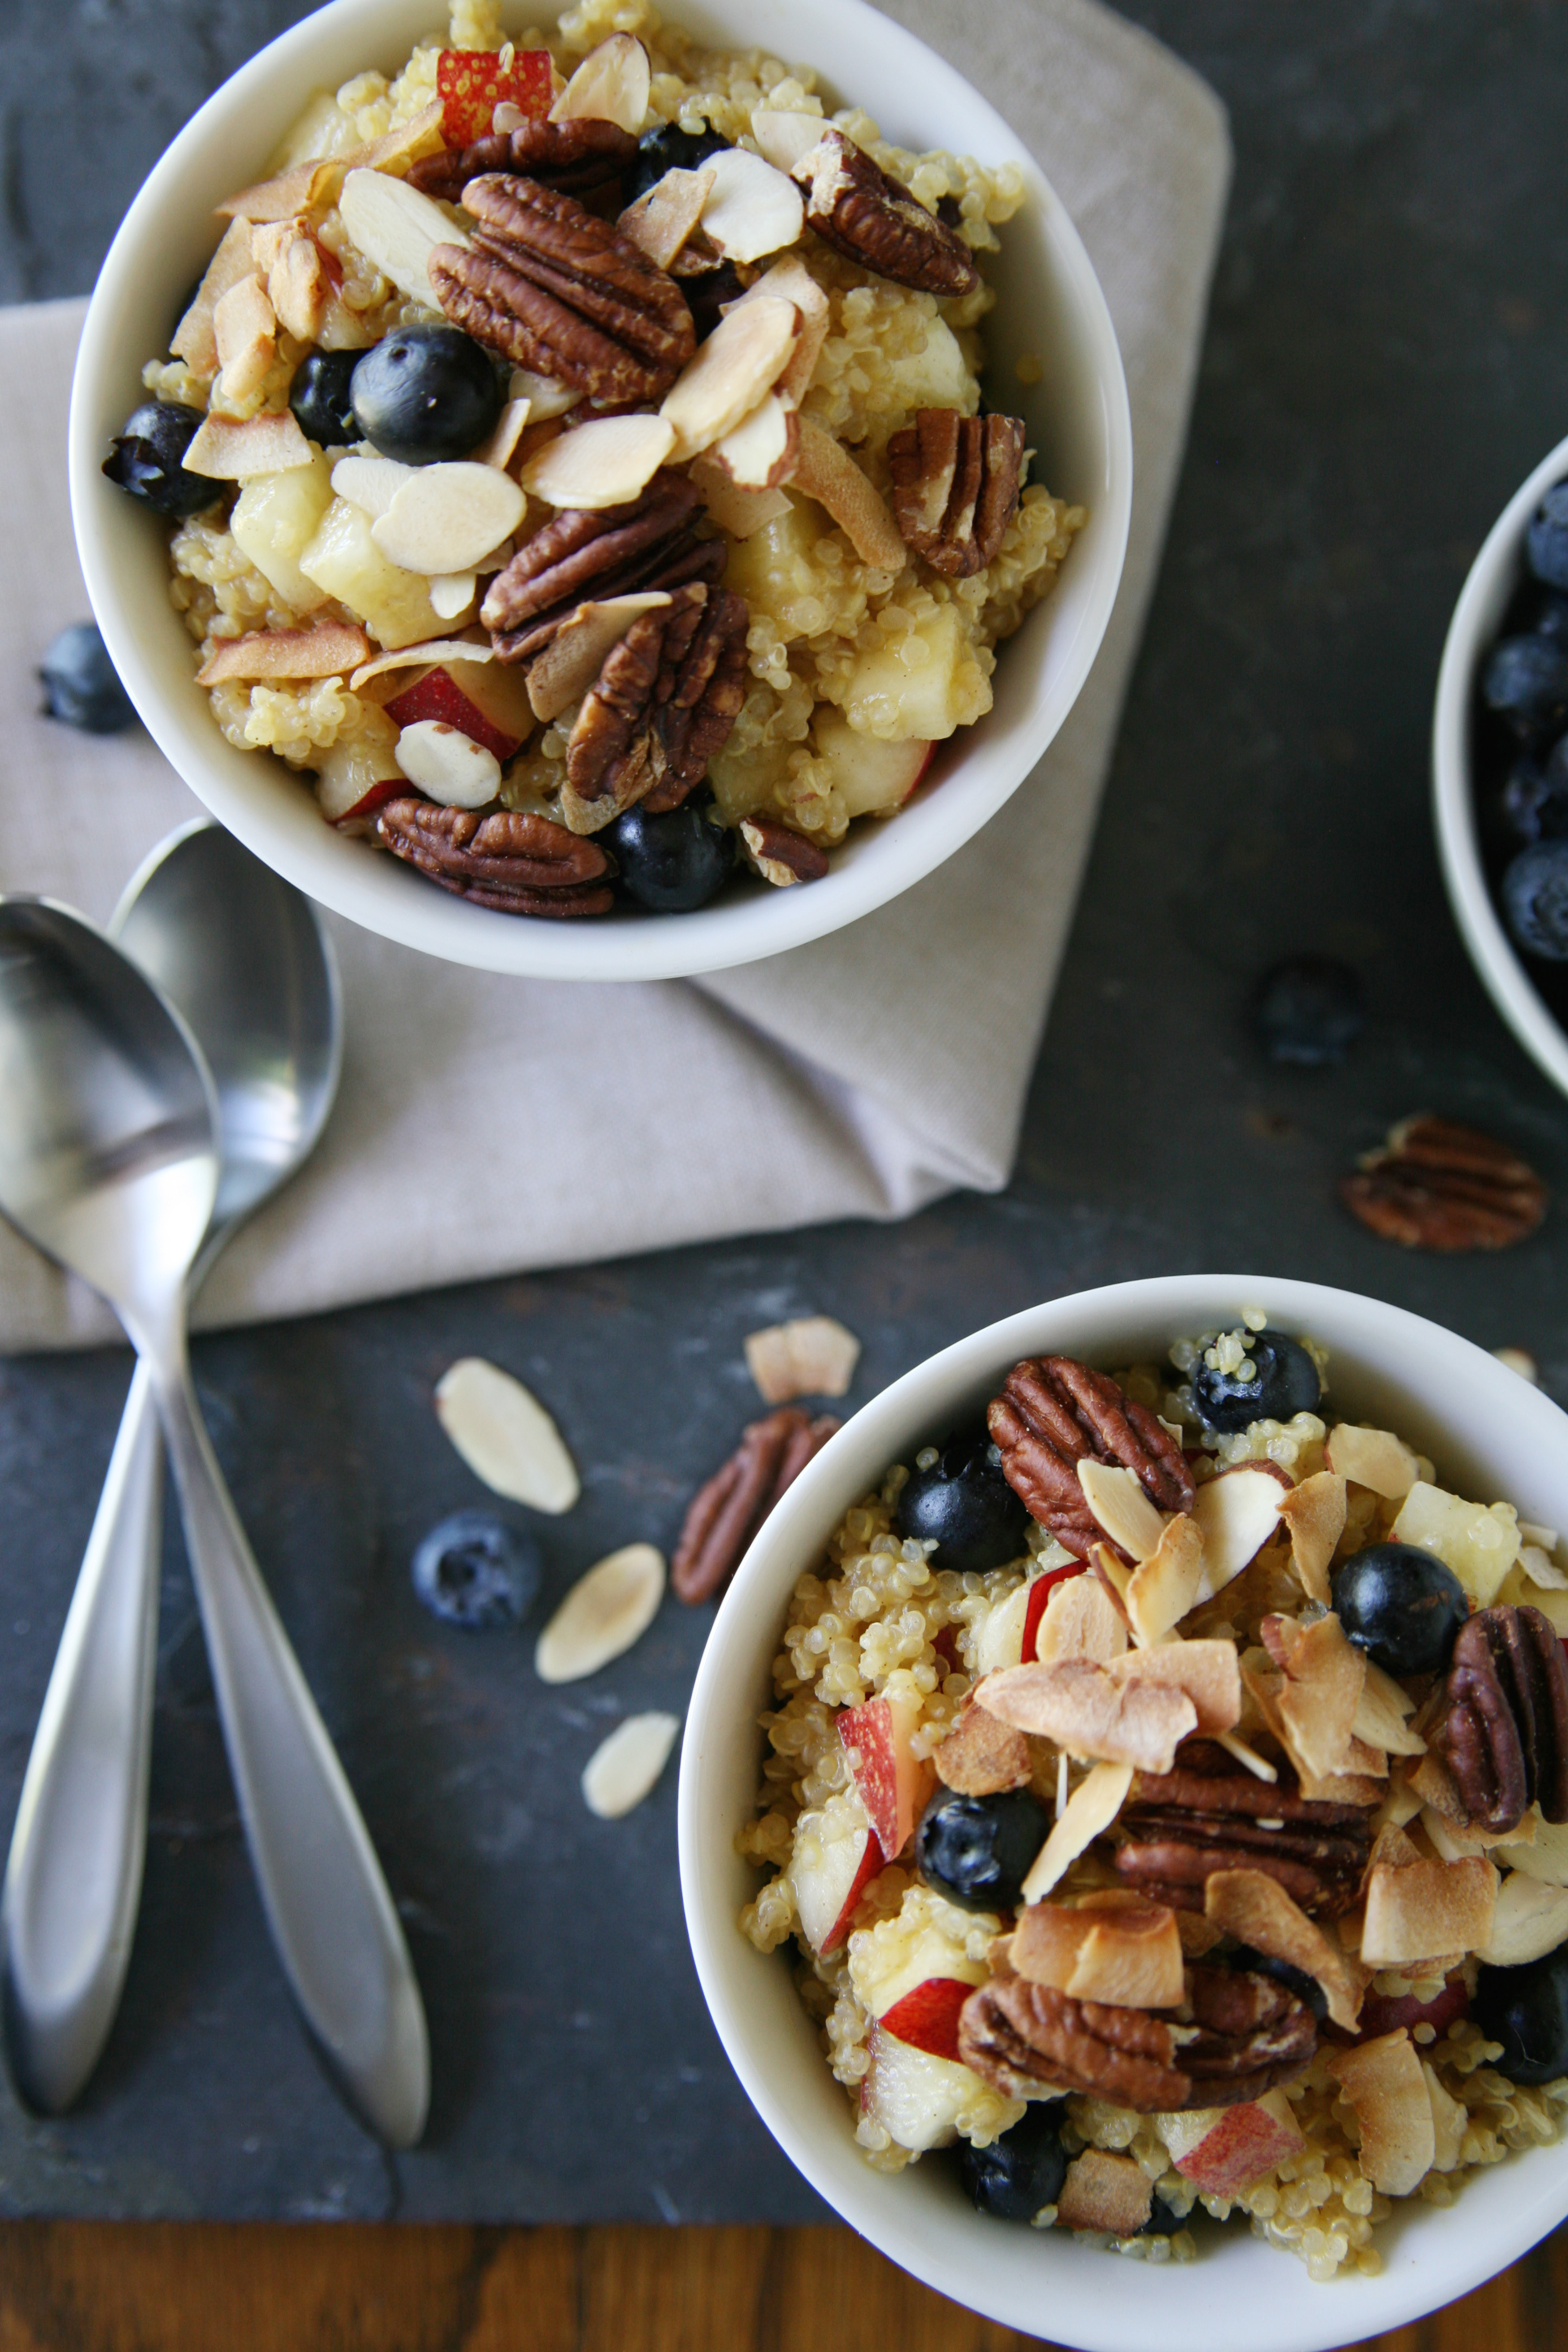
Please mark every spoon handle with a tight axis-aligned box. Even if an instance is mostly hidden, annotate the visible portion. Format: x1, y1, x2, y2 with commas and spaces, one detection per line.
1, 1361, 162, 2112
149, 1348, 429, 2149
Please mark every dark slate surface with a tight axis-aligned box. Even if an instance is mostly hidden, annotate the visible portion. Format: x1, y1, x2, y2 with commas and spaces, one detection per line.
2, 0, 1568, 2222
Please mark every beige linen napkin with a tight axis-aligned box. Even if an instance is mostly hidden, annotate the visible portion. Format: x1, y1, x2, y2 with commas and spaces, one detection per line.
0, 0, 1228, 1353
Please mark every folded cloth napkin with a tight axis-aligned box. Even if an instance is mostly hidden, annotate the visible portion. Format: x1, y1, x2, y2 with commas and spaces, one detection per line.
0, 0, 1228, 1354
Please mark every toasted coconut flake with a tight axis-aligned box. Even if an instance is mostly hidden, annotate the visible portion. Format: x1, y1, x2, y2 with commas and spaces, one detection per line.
689, 456, 791, 540
535, 1542, 665, 1684
1355, 1657, 1427, 1757
1056, 2149, 1154, 2237
1107, 1640, 1241, 1736
727, 257, 829, 407
749, 107, 830, 174
1036, 1573, 1127, 1666
1424, 2060, 1467, 2172
581, 1710, 681, 1819
618, 164, 716, 269
434, 1355, 580, 1513
1012, 1899, 1185, 2010
661, 296, 800, 461
1203, 1868, 1370, 2032
976, 1661, 1196, 1775
1326, 1423, 1421, 1500
216, 158, 340, 224
1078, 1459, 1167, 1563
183, 409, 313, 479
1127, 1513, 1206, 1646
789, 417, 905, 571
1192, 1465, 1290, 1601
197, 621, 371, 686
519, 413, 676, 509
1276, 1471, 1346, 1605
744, 1315, 859, 1404
475, 396, 532, 472
1020, 1761, 1134, 1903
1407, 1744, 1470, 1824
708, 394, 798, 491
340, 167, 470, 306
526, 594, 672, 723
265, 231, 330, 342
933, 1701, 1031, 1796
548, 33, 651, 133
1500, 1813, 1568, 1883
1266, 1610, 1378, 1781
213, 272, 277, 404
371, 461, 526, 575
1327, 2030, 1435, 2196
1090, 1545, 1135, 1626
1477, 1870, 1568, 1965
342, 99, 446, 179
172, 216, 257, 378
350, 637, 494, 692
699, 146, 804, 262
1361, 1854, 1497, 1966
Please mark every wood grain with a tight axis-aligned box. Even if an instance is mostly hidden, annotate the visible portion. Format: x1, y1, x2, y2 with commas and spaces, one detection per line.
0, 2221, 1557, 2350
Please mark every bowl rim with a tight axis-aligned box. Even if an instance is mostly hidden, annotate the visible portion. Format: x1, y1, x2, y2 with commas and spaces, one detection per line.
1432, 428, 1568, 1096
678, 1272, 1568, 2352
68, 0, 1133, 982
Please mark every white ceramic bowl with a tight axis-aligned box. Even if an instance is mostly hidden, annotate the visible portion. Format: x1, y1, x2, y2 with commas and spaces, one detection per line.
1433, 431, 1568, 1095
679, 1273, 1568, 2352
70, 0, 1130, 981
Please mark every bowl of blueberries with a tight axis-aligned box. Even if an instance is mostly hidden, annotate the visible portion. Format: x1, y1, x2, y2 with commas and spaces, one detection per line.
1433, 431, 1568, 1097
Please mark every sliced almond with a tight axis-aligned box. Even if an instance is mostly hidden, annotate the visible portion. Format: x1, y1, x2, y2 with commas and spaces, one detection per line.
1056, 2149, 1154, 2237
1214, 1730, 1280, 1783
1326, 1423, 1422, 1500
728, 258, 830, 408
1479, 1871, 1568, 1967
1077, 1459, 1167, 1565
350, 637, 495, 692
618, 164, 716, 270
582, 1711, 682, 1820
744, 1315, 859, 1404
525, 593, 672, 723
1012, 1899, 1184, 2010
708, 393, 799, 491
1361, 1855, 1497, 1966
475, 396, 532, 473
699, 147, 804, 263
1422, 1804, 1534, 1860
510, 366, 582, 422
1036, 1573, 1127, 1666
1108, 1640, 1241, 1736
1191, 1463, 1290, 1601
518, 413, 675, 510
749, 108, 832, 175
933, 1700, 1030, 1796
660, 297, 799, 462
1020, 1760, 1134, 1903
332, 453, 416, 519
688, 456, 792, 540
394, 718, 500, 807
1327, 2030, 1435, 2196
1203, 1868, 1370, 2032
1354, 1657, 1426, 1757
266, 232, 330, 343
213, 272, 277, 405
428, 571, 478, 622
339, 166, 470, 305
196, 620, 371, 686
1126, 1514, 1206, 1647
789, 417, 905, 571
535, 1542, 665, 1684
216, 158, 340, 225
976, 1660, 1196, 1775
1504, 1814, 1568, 1885
548, 33, 650, 134
434, 1356, 579, 1513
172, 217, 257, 378
183, 407, 313, 479
1276, 1471, 1346, 1606
370, 462, 526, 575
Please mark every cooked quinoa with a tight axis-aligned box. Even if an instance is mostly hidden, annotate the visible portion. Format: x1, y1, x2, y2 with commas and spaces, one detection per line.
739, 1325, 1568, 2281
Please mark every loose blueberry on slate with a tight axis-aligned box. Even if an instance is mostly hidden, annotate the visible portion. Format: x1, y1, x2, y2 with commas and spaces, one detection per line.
623, 118, 730, 206
1482, 633, 1568, 738
609, 794, 735, 912
101, 401, 215, 517
895, 1426, 1031, 1574
1190, 1329, 1322, 1432
289, 349, 362, 448
1472, 1946, 1568, 2086
960, 2102, 1068, 2220
1526, 482, 1568, 592
1502, 838, 1568, 958
1226, 1944, 1328, 2023
38, 622, 136, 735
1250, 955, 1365, 1065
916, 1787, 1048, 1912
1331, 1542, 1468, 1677
411, 1509, 542, 1630
350, 326, 504, 464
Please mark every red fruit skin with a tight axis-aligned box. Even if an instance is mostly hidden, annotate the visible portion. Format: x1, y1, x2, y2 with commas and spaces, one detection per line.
436, 47, 553, 144
1022, 1565, 1083, 1662
384, 669, 525, 763
878, 1977, 975, 2066
336, 777, 405, 826
1172, 2101, 1303, 2197
1355, 1972, 1469, 2046
932, 1626, 962, 1673
818, 1830, 885, 1957
838, 1699, 901, 1858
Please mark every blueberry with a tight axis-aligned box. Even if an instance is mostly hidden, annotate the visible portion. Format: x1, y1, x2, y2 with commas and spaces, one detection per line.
1472, 1946, 1568, 2086
680, 260, 747, 341
1331, 1542, 1469, 1677
895, 1426, 1031, 1574
1526, 483, 1568, 592
411, 1509, 542, 1630
1526, 590, 1568, 645
1226, 1945, 1328, 2023
289, 349, 362, 449
916, 1787, 1049, 1912
1250, 955, 1365, 1066
1482, 633, 1568, 739
1190, 1329, 1322, 1432
624, 119, 730, 206
1502, 838, 1568, 958
959, 2102, 1067, 2220
609, 794, 735, 912
350, 326, 504, 464
37, 622, 136, 734
1141, 2193, 1184, 2238
101, 400, 215, 517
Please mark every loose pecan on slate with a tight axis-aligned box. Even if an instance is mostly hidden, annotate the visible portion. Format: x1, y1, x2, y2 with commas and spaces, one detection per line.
1429, 1604, 1568, 1835
1112, 1741, 1375, 1918
791, 128, 978, 297
562, 581, 748, 829
986, 1354, 1195, 1561
887, 410, 1026, 577
739, 817, 830, 887
374, 799, 614, 917
672, 1407, 839, 1602
431, 175, 695, 402
480, 471, 724, 661
409, 119, 638, 204
1340, 1115, 1547, 1251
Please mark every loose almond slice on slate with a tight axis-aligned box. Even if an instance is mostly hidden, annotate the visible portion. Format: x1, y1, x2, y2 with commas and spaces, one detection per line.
526, 594, 672, 722
1326, 2032, 1436, 2196
1276, 1470, 1346, 1605
340, 167, 471, 305
582, 1712, 682, 1818
1325, 1422, 1422, 1498
536, 1543, 666, 1684
434, 1356, 579, 1512
518, 413, 676, 509
197, 620, 371, 686
332, 453, 415, 519
1077, 1459, 1167, 1563
744, 1315, 860, 1403
790, 418, 906, 570
689, 456, 792, 540
394, 718, 500, 807
618, 165, 716, 269
661, 297, 800, 460
350, 637, 496, 691
700, 148, 804, 262
1107, 1639, 1241, 1735
1020, 1760, 1135, 1903
548, 33, 651, 133
750, 108, 832, 174
370, 461, 526, 574
708, 394, 798, 490
183, 409, 313, 478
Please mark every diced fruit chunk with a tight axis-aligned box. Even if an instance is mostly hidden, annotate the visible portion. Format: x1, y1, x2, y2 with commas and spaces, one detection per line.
314, 727, 404, 831
877, 1976, 976, 2065
859, 2022, 976, 2152
1163, 2091, 1304, 2197
298, 496, 449, 648
813, 707, 933, 819
837, 1693, 933, 1860
1388, 1482, 1522, 1606
832, 603, 989, 742
230, 451, 335, 612
790, 1790, 884, 1955
382, 660, 535, 763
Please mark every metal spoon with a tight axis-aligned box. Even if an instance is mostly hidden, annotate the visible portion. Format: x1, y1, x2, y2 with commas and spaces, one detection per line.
0, 881, 427, 2145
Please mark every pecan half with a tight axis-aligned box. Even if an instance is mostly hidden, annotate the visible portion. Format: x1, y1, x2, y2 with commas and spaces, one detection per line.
1179, 1963, 1320, 2105
1429, 1604, 1568, 1835
887, 410, 1025, 577
739, 817, 830, 887
408, 119, 638, 204
431, 175, 695, 402
792, 129, 978, 297
480, 471, 723, 660
562, 581, 748, 829
374, 799, 613, 917
987, 1355, 1195, 1561
672, 1407, 839, 1602
1112, 1742, 1375, 1918
1340, 1115, 1547, 1251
